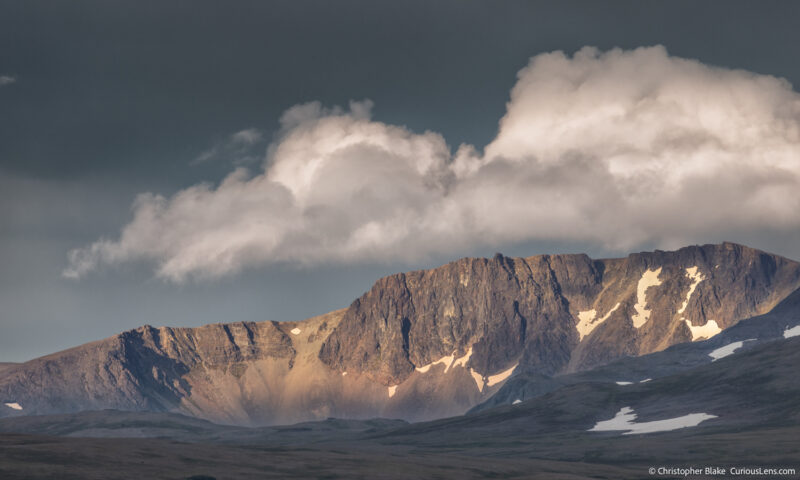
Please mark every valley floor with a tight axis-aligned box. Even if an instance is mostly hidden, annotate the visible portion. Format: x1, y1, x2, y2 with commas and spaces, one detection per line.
1, 422, 798, 480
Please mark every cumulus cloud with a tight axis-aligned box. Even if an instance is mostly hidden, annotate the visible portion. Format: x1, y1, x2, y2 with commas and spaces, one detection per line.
0, 75, 16, 86
191, 128, 265, 166
65, 46, 800, 282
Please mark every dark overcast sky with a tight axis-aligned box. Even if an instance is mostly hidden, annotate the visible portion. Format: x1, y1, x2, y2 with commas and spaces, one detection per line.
1, 0, 799, 362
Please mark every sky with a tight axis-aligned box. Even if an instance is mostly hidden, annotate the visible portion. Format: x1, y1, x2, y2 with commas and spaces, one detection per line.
2, 0, 800, 362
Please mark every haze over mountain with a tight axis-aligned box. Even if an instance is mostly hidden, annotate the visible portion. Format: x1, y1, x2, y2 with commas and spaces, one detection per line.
2, 242, 799, 426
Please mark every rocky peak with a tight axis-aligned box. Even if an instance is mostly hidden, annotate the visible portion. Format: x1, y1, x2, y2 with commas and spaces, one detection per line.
319, 243, 800, 384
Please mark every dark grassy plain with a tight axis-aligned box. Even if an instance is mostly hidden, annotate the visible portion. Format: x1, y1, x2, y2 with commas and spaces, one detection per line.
1, 422, 797, 479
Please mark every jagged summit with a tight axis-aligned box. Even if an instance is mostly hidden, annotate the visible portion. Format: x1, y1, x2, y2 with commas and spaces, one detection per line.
2, 243, 799, 425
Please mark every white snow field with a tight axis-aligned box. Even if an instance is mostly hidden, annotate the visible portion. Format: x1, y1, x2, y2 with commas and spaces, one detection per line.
677, 267, 705, 314
576, 309, 597, 339
470, 369, 485, 392
415, 353, 455, 374
416, 347, 472, 373
413, 346, 509, 394
708, 339, 755, 361
685, 319, 721, 341
616, 379, 651, 385
451, 347, 473, 369
784, 325, 800, 338
486, 364, 517, 387
589, 407, 717, 435
576, 303, 620, 340
631, 268, 662, 328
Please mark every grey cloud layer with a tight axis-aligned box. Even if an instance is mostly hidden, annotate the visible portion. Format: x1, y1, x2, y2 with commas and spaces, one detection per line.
64, 46, 800, 282
0, 75, 16, 86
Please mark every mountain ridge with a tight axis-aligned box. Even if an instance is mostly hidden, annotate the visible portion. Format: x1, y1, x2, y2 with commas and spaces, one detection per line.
320, 241, 800, 383
470, 285, 800, 413
2, 242, 799, 425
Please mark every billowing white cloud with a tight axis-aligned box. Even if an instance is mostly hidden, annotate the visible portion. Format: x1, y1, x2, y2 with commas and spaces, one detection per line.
0, 75, 16, 86
65, 46, 800, 282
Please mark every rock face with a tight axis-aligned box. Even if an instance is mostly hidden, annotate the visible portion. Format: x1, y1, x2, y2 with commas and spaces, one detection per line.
470, 285, 800, 413
2, 242, 799, 425
320, 242, 800, 383
0, 321, 295, 420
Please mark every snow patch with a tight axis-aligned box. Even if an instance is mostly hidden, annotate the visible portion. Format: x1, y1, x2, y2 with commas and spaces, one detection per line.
685, 319, 721, 341
512, 399, 522, 405
388, 385, 397, 398
631, 268, 662, 328
784, 325, 800, 339
416, 346, 473, 374
577, 309, 597, 323
451, 346, 473, 369
486, 364, 517, 387
470, 369, 485, 392
618, 379, 650, 385
415, 363, 434, 373
4, 402, 22, 410
467, 357, 515, 392
588, 407, 716, 435
708, 339, 755, 361
576, 303, 621, 340
601, 303, 621, 321
290, 328, 302, 335
415, 352, 456, 373
576, 309, 597, 339
677, 267, 705, 314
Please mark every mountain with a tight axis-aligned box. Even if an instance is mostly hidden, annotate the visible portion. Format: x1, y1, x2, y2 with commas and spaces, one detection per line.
0, 363, 17, 374
471, 284, 800, 412
2, 333, 799, 479
319, 241, 800, 381
2, 242, 799, 426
